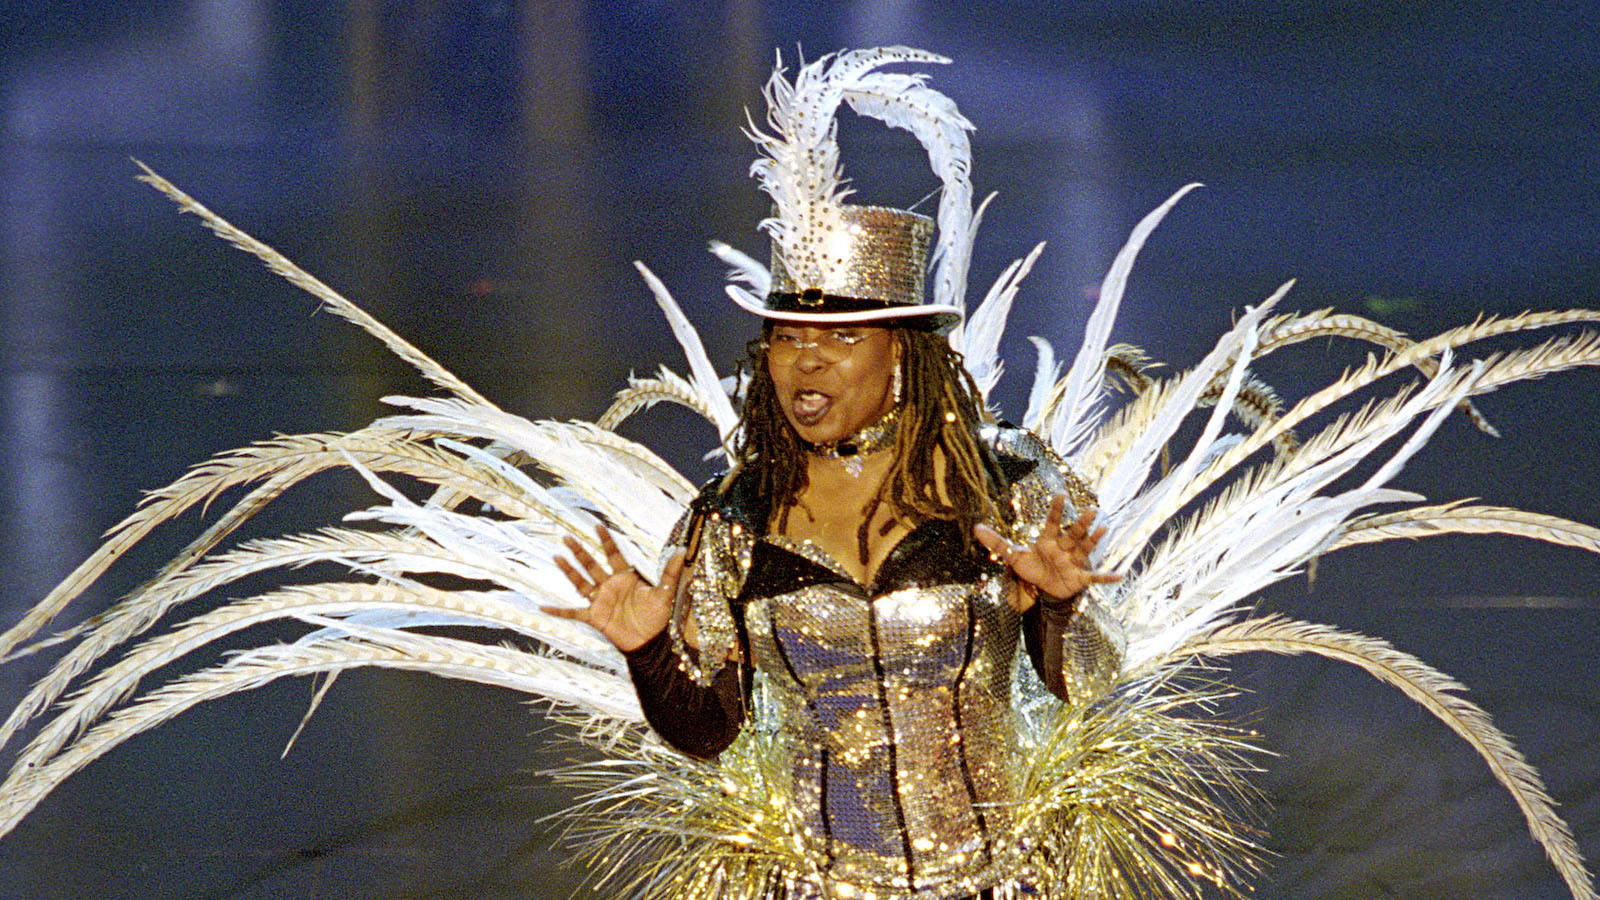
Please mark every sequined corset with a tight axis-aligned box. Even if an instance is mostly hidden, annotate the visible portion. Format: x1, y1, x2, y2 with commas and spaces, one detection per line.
738, 518, 1023, 898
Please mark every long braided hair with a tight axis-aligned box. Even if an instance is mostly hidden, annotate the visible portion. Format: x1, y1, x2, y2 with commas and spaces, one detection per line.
730, 322, 1010, 563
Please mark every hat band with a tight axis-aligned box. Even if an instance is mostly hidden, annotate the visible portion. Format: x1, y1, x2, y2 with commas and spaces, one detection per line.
764, 291, 908, 316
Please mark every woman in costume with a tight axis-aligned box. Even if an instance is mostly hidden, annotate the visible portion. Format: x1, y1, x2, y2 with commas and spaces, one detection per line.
0, 46, 1597, 900
554, 204, 1122, 898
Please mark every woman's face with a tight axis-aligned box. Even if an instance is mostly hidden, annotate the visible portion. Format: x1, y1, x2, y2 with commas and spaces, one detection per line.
765, 321, 901, 446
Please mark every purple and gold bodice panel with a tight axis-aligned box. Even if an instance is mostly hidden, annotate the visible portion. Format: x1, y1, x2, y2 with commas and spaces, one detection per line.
739, 519, 1025, 897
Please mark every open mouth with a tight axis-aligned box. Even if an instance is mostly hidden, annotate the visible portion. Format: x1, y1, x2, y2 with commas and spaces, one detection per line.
791, 389, 831, 426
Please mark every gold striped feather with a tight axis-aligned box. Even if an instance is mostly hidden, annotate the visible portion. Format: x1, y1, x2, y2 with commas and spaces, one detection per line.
1187, 615, 1596, 900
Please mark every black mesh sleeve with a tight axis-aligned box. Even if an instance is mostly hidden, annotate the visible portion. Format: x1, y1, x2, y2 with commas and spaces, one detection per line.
1022, 597, 1078, 701
623, 629, 747, 760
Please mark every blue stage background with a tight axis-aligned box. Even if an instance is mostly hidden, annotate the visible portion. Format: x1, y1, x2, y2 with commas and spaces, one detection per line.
0, 3, 1596, 898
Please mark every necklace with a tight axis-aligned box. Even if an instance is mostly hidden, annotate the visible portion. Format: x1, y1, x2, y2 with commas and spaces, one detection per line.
810, 406, 900, 477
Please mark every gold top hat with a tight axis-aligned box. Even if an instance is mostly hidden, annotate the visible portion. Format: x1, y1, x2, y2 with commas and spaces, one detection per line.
729, 205, 963, 330
771, 204, 931, 306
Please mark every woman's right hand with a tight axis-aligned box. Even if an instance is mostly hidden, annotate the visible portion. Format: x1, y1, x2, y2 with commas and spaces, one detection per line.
547, 524, 687, 652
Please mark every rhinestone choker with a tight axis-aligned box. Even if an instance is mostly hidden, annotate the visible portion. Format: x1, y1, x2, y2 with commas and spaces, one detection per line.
810, 406, 900, 476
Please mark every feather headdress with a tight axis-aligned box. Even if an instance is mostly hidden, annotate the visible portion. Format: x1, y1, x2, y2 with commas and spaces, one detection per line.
722, 47, 973, 329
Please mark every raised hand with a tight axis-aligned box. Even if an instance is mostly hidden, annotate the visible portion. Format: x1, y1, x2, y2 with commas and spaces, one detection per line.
547, 524, 686, 652
974, 495, 1120, 613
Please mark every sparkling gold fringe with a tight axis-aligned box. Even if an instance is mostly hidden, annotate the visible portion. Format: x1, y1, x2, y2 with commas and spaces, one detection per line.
556, 663, 1265, 900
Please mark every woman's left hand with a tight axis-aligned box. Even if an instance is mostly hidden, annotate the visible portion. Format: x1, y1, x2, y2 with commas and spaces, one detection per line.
974, 495, 1120, 612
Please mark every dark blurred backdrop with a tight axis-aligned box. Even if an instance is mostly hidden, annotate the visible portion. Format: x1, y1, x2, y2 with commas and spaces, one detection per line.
0, 2, 1596, 898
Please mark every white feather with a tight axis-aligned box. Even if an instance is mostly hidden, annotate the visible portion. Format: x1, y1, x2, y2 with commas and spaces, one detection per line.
960, 241, 1047, 399
708, 240, 771, 297
1104, 290, 1277, 564
839, 65, 975, 311
632, 262, 740, 442
1097, 295, 1281, 562
1022, 336, 1060, 431
1050, 183, 1204, 458
376, 396, 688, 549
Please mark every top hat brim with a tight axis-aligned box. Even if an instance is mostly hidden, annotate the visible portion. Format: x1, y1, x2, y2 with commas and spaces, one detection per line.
727, 285, 964, 332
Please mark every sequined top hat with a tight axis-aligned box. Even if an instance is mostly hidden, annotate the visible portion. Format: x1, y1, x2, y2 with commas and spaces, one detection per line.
717, 48, 976, 334
727, 204, 962, 329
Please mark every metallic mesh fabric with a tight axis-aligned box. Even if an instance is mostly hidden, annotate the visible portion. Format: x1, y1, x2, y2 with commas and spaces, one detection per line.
768, 205, 935, 307
743, 536, 1024, 898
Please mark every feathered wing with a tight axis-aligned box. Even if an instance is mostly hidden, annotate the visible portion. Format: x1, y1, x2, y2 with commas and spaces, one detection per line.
0, 174, 720, 844
1024, 195, 1600, 899
0, 426, 667, 842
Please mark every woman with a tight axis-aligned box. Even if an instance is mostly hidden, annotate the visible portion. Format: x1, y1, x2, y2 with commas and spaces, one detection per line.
552, 199, 1124, 899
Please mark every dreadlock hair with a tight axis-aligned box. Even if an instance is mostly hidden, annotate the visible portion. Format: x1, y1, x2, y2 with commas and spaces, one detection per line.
730, 322, 1010, 564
